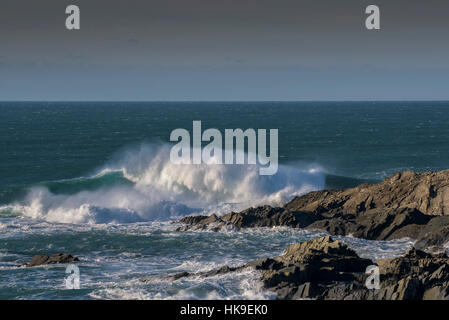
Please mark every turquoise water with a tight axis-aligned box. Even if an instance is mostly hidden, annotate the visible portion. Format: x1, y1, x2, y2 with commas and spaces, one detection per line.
0, 101, 447, 299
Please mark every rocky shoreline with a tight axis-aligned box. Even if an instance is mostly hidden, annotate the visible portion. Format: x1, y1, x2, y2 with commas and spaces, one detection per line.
162, 236, 449, 300
21, 170, 449, 299
177, 170, 449, 253
173, 170, 449, 299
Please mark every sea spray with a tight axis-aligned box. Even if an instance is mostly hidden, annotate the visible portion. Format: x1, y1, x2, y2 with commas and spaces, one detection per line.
1, 143, 325, 224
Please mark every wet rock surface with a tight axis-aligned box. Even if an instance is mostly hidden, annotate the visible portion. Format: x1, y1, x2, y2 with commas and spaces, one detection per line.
246, 236, 372, 299
176, 170, 449, 252
374, 248, 449, 300
414, 216, 449, 252
163, 236, 449, 300
172, 170, 449, 299
176, 206, 320, 232
285, 170, 449, 216
24, 253, 79, 267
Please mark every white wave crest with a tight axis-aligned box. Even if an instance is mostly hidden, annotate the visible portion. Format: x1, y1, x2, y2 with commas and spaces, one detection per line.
5, 143, 325, 224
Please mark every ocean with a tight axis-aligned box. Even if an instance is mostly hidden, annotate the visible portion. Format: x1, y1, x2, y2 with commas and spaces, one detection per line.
0, 101, 447, 299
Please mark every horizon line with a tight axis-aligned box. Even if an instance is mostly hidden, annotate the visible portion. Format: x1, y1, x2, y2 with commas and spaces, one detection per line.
1, 99, 449, 103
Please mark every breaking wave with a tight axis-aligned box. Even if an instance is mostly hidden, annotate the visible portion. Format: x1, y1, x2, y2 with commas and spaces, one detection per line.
0, 144, 325, 224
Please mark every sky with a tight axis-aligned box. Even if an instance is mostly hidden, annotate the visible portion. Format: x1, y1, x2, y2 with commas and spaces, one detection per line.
0, 0, 448, 101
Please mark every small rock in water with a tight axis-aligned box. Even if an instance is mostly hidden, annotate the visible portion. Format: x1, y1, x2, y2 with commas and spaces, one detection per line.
24, 253, 79, 267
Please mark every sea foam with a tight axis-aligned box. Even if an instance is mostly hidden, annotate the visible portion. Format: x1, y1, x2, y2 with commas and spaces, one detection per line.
1, 144, 325, 224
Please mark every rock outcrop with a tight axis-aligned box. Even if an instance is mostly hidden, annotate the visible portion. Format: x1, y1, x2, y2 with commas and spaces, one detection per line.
176, 170, 449, 252
24, 253, 79, 267
306, 207, 431, 241
374, 248, 449, 300
414, 216, 449, 252
176, 206, 320, 232
246, 236, 372, 299
163, 236, 449, 300
286, 170, 449, 216
263, 238, 449, 300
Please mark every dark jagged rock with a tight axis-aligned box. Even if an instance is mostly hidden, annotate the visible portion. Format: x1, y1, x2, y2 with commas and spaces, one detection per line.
374, 248, 449, 300
176, 206, 321, 232
162, 236, 449, 300
414, 216, 449, 252
146, 265, 245, 282
260, 238, 449, 300
171, 170, 449, 299
307, 207, 431, 240
286, 170, 449, 216
24, 253, 79, 267
245, 236, 373, 299
221, 206, 320, 229
176, 214, 231, 232
283, 170, 449, 245
175, 170, 449, 251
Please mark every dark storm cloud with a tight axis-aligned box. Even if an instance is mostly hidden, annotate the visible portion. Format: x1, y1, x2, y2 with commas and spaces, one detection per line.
0, 0, 448, 100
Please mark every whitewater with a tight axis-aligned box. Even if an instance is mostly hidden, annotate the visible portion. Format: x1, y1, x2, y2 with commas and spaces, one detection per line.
0, 143, 415, 300
0, 143, 325, 224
